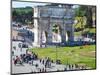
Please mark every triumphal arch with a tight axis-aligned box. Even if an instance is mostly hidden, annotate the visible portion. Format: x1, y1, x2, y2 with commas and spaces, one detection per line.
32, 5, 75, 47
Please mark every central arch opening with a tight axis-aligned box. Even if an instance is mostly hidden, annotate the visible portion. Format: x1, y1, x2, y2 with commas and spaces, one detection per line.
52, 24, 61, 43
66, 31, 70, 42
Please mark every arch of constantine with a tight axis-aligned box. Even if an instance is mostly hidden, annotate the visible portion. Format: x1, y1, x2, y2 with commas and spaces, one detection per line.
32, 5, 75, 47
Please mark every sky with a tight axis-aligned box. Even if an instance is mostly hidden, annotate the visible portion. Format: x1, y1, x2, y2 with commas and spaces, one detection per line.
12, 1, 47, 8
12, 1, 79, 8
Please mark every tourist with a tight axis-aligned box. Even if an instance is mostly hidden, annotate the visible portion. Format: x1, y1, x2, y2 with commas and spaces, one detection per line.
14, 58, 17, 65
42, 59, 45, 65
13, 46, 16, 50
35, 64, 38, 69
12, 51, 14, 56
14, 56, 21, 65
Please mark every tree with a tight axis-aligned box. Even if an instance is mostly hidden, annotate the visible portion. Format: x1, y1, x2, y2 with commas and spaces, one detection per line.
85, 6, 93, 28
12, 7, 33, 25
75, 5, 94, 28
12, 10, 17, 21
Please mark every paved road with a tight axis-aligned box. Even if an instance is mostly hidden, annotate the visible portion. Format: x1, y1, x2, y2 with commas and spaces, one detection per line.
12, 60, 66, 74
11, 41, 87, 74
11, 41, 67, 74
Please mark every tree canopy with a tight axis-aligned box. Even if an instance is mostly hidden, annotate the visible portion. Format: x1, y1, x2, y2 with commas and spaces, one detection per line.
12, 7, 33, 25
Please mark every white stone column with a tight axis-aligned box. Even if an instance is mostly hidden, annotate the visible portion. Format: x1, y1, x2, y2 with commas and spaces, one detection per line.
32, 19, 40, 47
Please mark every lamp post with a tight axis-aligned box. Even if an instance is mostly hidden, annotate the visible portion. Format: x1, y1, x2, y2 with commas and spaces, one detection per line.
56, 37, 58, 63
52, 24, 58, 63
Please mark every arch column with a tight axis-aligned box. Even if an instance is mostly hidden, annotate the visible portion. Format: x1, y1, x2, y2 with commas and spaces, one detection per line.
46, 23, 53, 44
32, 18, 40, 47
68, 26, 74, 42
61, 26, 66, 44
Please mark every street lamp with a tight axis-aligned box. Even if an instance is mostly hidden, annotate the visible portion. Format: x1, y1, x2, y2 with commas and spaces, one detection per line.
52, 24, 58, 64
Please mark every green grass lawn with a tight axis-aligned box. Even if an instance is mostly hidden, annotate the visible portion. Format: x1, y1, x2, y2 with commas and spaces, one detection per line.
74, 28, 96, 36
29, 45, 96, 69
